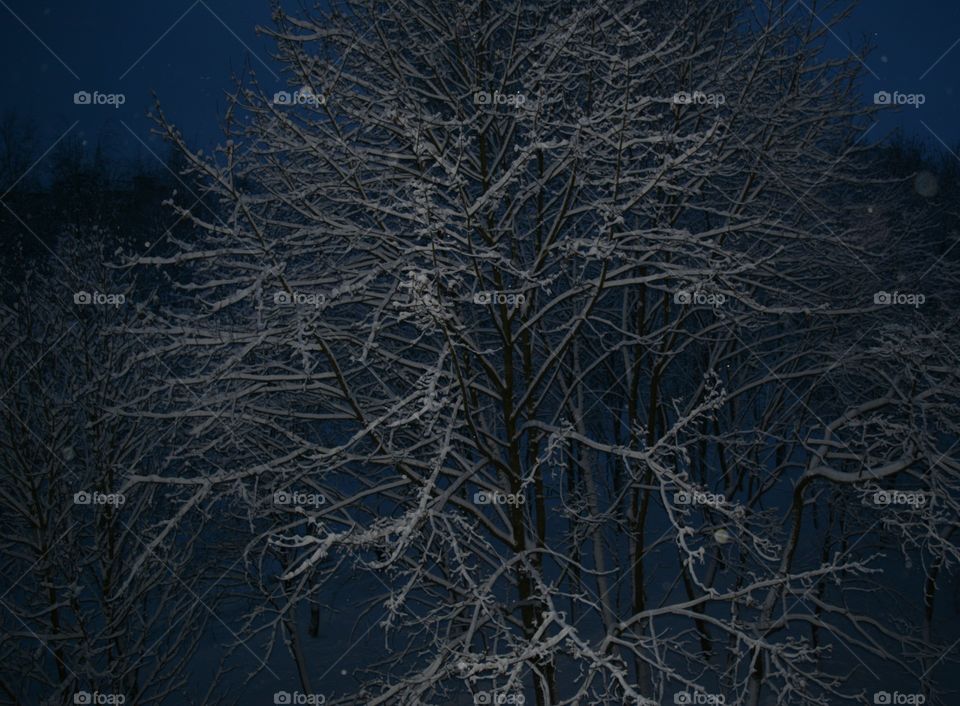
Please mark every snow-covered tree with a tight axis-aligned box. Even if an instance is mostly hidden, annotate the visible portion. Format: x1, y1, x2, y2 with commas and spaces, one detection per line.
124, 0, 960, 703
0, 236, 218, 706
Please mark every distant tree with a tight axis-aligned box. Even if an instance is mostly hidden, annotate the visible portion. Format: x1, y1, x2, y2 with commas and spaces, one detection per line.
0, 110, 38, 194
0, 234, 219, 706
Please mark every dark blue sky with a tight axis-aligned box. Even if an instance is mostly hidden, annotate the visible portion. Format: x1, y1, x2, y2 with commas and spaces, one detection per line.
0, 0, 958, 172
839, 0, 960, 153
0, 0, 279, 165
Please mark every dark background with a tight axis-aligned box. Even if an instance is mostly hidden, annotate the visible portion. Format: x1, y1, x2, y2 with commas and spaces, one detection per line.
0, 0, 959, 165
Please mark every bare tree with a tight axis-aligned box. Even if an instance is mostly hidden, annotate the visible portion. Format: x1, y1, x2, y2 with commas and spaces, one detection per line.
0, 235, 218, 706
0, 110, 38, 194
123, 0, 960, 704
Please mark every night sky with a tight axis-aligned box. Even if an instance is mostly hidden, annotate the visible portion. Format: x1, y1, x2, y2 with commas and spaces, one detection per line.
1, 0, 959, 170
